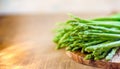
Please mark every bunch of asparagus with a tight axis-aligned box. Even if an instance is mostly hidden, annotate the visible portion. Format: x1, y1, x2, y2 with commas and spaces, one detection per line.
53, 13, 120, 61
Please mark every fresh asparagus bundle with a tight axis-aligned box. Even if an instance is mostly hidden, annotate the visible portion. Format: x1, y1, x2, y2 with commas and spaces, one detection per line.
53, 13, 120, 61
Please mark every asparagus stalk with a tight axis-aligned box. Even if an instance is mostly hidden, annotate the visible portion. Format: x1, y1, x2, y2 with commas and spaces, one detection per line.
94, 49, 110, 60
84, 54, 93, 60
89, 26, 120, 34
93, 17, 120, 21
68, 13, 92, 23
88, 33, 120, 38
105, 47, 119, 61
81, 40, 105, 53
85, 40, 120, 52
68, 22, 120, 34
87, 23, 120, 28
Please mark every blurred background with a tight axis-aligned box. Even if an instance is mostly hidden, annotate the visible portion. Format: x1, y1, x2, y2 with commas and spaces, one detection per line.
0, 0, 120, 14
0, 0, 120, 69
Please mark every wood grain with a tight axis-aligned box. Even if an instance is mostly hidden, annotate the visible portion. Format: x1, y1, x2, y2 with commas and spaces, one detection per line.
0, 14, 110, 69
66, 50, 120, 69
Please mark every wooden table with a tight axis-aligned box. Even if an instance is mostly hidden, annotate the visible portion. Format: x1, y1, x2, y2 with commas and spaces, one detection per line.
0, 14, 109, 69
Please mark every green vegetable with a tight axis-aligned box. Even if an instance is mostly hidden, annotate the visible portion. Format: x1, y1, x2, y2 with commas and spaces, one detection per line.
88, 33, 120, 38
93, 13, 120, 21
85, 54, 93, 60
93, 17, 120, 21
53, 13, 120, 61
85, 40, 120, 52
105, 47, 119, 61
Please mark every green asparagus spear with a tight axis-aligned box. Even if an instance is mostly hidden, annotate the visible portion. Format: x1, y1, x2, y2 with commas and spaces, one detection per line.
85, 40, 120, 52
105, 47, 119, 61
88, 33, 120, 38
93, 17, 120, 21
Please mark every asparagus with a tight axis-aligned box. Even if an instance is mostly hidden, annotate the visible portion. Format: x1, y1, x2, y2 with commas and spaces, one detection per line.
105, 47, 119, 61
81, 40, 105, 53
68, 22, 120, 34
72, 47, 81, 51
94, 48, 111, 60
93, 13, 120, 21
85, 54, 93, 60
92, 14, 120, 21
88, 33, 120, 38
89, 26, 120, 34
85, 40, 120, 52
54, 13, 120, 61
87, 22, 120, 28
93, 17, 120, 21
68, 13, 92, 23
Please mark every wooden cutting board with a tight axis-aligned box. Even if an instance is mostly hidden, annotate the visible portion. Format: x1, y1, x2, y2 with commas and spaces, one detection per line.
66, 50, 120, 69
0, 14, 112, 69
